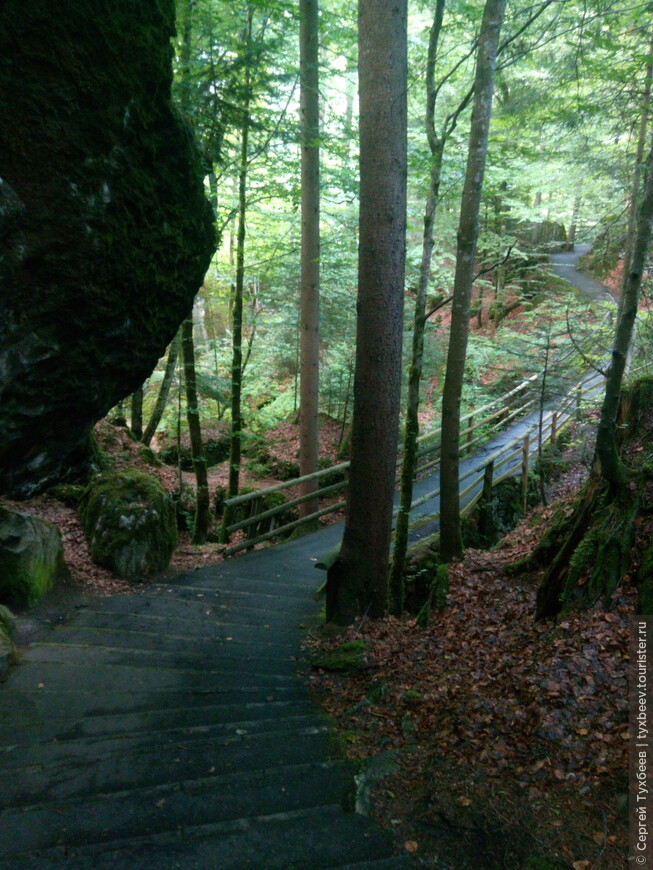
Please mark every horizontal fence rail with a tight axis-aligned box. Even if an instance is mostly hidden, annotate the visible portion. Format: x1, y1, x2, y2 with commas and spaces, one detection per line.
217, 361, 625, 557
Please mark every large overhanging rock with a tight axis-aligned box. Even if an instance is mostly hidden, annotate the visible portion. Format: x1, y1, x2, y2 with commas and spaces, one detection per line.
0, 0, 217, 497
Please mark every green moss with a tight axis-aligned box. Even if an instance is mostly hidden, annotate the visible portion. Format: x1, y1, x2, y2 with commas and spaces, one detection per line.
79, 468, 177, 580
560, 492, 638, 612
138, 446, 162, 468
48, 484, 86, 507
0, 508, 67, 606
311, 639, 367, 672
0, 621, 18, 679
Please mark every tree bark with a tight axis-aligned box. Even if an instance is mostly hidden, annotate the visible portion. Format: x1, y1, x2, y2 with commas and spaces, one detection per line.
326, 0, 407, 624
621, 23, 653, 298
388, 0, 445, 616
299, 0, 321, 520
439, 0, 507, 561
181, 317, 210, 543
130, 386, 143, 440
595, 123, 653, 490
142, 332, 180, 447
226, 10, 253, 501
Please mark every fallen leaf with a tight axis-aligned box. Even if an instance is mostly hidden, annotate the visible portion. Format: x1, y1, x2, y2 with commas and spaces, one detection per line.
404, 841, 419, 854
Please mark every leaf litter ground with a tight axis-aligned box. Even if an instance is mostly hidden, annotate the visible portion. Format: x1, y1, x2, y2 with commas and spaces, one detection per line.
308, 488, 631, 870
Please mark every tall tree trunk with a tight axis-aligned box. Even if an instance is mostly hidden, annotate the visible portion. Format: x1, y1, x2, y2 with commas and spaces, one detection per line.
621, 23, 653, 307
595, 123, 653, 490
439, 0, 507, 561
326, 0, 407, 624
299, 0, 321, 520
130, 385, 143, 439
178, 0, 209, 545
389, 0, 445, 616
181, 317, 210, 543
142, 332, 180, 447
226, 11, 253, 500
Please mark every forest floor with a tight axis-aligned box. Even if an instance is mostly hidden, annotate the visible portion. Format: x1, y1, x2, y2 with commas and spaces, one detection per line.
307, 480, 631, 870
305, 408, 648, 870
0, 260, 638, 868
1, 412, 635, 870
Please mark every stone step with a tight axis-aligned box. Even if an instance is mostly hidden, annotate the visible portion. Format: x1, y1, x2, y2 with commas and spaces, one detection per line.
93, 588, 315, 623
7, 658, 297, 695
0, 699, 318, 745
2, 724, 334, 805
0, 761, 354, 855
0, 710, 320, 756
0, 804, 405, 870
73, 607, 307, 644
148, 577, 315, 602
40, 623, 302, 658
20, 639, 302, 677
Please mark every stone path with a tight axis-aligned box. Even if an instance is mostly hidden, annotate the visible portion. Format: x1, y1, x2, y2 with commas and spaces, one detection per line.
0, 534, 411, 869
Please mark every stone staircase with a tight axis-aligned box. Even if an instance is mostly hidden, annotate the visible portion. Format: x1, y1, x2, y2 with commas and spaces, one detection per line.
0, 542, 413, 869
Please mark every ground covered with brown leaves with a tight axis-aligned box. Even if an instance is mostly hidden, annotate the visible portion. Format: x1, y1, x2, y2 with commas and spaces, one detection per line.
308, 499, 631, 870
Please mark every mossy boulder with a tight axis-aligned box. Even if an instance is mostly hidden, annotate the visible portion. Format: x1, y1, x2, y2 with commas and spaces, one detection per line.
0, 507, 68, 606
0, 0, 217, 497
311, 640, 368, 672
159, 425, 231, 471
79, 469, 177, 580
0, 605, 17, 679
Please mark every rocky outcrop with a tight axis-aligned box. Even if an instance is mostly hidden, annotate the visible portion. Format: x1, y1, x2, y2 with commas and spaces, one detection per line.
79, 469, 178, 580
0, 508, 68, 606
0, 0, 217, 497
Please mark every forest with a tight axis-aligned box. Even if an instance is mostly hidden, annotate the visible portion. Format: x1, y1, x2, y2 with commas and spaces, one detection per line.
0, 0, 652, 867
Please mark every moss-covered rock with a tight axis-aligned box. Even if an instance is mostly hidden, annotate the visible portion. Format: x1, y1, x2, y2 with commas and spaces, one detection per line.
0, 507, 68, 606
0, 604, 17, 679
47, 484, 87, 508
79, 469, 177, 580
311, 640, 367, 672
0, 0, 217, 498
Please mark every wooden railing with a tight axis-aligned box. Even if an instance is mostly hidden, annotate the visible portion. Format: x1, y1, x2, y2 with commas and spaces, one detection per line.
413, 372, 540, 475
218, 367, 600, 557
404, 374, 592, 536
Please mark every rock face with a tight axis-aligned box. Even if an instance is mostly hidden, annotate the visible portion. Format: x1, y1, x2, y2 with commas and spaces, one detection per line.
79, 469, 178, 580
0, 0, 217, 497
0, 508, 68, 606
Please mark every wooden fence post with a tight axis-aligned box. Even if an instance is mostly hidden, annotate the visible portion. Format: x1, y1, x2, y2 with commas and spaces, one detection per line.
576, 384, 582, 410
521, 433, 530, 513
479, 460, 494, 542
467, 412, 474, 454
551, 411, 557, 444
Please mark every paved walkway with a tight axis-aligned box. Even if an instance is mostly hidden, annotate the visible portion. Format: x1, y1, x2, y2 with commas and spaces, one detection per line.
0, 246, 608, 868
549, 244, 616, 305
1, 535, 411, 869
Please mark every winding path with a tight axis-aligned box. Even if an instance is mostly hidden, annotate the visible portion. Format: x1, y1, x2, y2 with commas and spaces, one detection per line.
0, 247, 609, 869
